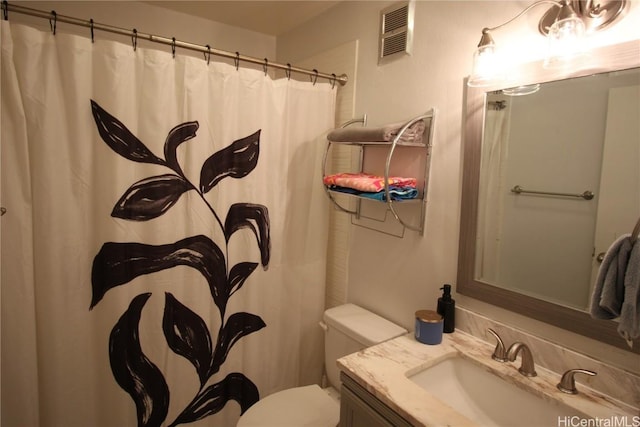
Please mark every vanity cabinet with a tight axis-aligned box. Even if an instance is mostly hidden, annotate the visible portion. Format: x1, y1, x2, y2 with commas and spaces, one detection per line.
340, 372, 413, 427
323, 109, 436, 237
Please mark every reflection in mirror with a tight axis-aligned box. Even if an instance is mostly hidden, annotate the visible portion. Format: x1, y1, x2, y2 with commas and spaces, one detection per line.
475, 68, 640, 312
458, 39, 640, 353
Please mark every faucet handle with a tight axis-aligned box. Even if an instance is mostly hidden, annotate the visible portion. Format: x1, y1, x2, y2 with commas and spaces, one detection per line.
557, 369, 597, 394
487, 328, 508, 362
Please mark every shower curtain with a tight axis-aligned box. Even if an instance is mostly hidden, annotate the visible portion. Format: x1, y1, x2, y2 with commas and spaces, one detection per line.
475, 105, 509, 284
1, 21, 335, 427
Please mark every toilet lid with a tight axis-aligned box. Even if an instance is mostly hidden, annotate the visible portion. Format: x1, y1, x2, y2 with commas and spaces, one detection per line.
236, 384, 339, 427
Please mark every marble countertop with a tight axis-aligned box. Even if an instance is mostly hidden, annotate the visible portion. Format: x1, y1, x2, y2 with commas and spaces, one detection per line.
337, 331, 638, 427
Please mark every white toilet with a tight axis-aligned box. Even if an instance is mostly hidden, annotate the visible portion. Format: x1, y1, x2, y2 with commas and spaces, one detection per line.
236, 303, 407, 427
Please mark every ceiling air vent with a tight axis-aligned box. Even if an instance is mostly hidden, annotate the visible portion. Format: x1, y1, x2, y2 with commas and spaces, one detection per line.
379, 1, 414, 64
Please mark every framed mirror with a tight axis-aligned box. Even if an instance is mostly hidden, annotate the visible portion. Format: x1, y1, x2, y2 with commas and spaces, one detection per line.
458, 39, 640, 352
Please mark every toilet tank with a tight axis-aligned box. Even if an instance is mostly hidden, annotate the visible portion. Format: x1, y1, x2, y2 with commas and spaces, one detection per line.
322, 304, 407, 389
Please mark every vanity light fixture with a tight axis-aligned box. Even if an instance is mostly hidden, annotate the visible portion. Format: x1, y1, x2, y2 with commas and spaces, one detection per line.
467, 0, 627, 87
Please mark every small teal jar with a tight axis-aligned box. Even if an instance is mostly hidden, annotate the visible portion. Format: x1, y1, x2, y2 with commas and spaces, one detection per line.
415, 310, 443, 345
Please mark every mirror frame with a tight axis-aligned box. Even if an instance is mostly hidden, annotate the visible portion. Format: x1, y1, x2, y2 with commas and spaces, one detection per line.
458, 39, 640, 352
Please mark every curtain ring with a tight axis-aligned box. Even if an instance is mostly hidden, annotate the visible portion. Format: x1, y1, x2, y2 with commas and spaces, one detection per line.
285, 63, 291, 80
171, 37, 176, 58
89, 18, 94, 43
331, 73, 336, 89
310, 69, 318, 86
204, 44, 211, 65
0, 207, 6, 216
49, 10, 57, 35
131, 29, 137, 51
263, 58, 268, 76
234, 52, 240, 71
2, 1, 8, 21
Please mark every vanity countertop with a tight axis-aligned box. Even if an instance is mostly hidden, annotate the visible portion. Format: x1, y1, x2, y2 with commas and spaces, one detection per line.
337, 331, 638, 426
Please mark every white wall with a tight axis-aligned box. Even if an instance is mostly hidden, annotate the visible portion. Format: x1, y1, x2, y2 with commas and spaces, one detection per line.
277, 0, 640, 371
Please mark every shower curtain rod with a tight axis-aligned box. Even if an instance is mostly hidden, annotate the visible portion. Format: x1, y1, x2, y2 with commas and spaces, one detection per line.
1, 2, 348, 86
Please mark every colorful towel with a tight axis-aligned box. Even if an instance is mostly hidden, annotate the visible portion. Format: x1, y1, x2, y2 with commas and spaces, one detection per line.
323, 173, 417, 193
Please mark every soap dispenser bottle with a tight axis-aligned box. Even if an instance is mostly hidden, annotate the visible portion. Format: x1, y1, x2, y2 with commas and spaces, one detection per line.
437, 284, 455, 333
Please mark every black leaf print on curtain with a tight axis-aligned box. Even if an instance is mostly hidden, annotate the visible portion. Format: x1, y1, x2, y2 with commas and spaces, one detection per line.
91, 236, 227, 311
164, 122, 199, 176
162, 293, 213, 386
110, 293, 170, 427
171, 373, 259, 426
112, 174, 193, 221
91, 100, 166, 166
210, 312, 266, 375
224, 203, 270, 268
228, 262, 258, 297
200, 130, 260, 193
90, 100, 270, 426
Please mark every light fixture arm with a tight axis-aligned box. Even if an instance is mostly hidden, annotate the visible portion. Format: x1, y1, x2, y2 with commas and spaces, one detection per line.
583, 0, 605, 18
538, 0, 627, 34
477, 29, 495, 48
485, 0, 562, 34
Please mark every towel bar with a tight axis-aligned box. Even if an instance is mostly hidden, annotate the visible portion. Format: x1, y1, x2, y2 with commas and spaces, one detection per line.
510, 185, 594, 200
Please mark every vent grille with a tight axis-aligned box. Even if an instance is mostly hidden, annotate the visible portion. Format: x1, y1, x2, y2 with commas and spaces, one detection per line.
382, 32, 407, 57
379, 1, 414, 64
383, 5, 408, 33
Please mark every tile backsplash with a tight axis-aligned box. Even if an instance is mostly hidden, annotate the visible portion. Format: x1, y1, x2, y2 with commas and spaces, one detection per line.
456, 306, 640, 410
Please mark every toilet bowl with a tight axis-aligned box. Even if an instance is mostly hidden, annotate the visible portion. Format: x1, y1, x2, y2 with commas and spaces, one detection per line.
236, 304, 407, 427
234, 384, 339, 427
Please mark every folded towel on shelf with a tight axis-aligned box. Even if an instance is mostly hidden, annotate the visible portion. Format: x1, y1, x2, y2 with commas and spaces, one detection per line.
618, 237, 640, 345
590, 234, 633, 319
323, 173, 417, 193
327, 119, 426, 144
328, 185, 419, 201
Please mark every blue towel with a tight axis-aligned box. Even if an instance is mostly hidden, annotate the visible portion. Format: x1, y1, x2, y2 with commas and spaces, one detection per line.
589, 234, 632, 319
359, 186, 418, 201
328, 185, 418, 201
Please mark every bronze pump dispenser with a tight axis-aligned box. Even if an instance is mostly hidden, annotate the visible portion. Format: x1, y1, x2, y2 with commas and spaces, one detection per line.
437, 284, 455, 333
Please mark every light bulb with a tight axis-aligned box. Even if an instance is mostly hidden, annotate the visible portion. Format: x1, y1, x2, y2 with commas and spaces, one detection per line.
544, 10, 586, 68
468, 44, 502, 87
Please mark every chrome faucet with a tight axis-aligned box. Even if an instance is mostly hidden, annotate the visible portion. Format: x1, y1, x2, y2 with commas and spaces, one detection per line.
506, 342, 537, 377
487, 328, 508, 362
557, 369, 597, 394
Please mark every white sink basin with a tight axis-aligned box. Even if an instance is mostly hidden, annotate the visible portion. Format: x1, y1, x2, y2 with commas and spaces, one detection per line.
408, 355, 584, 427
